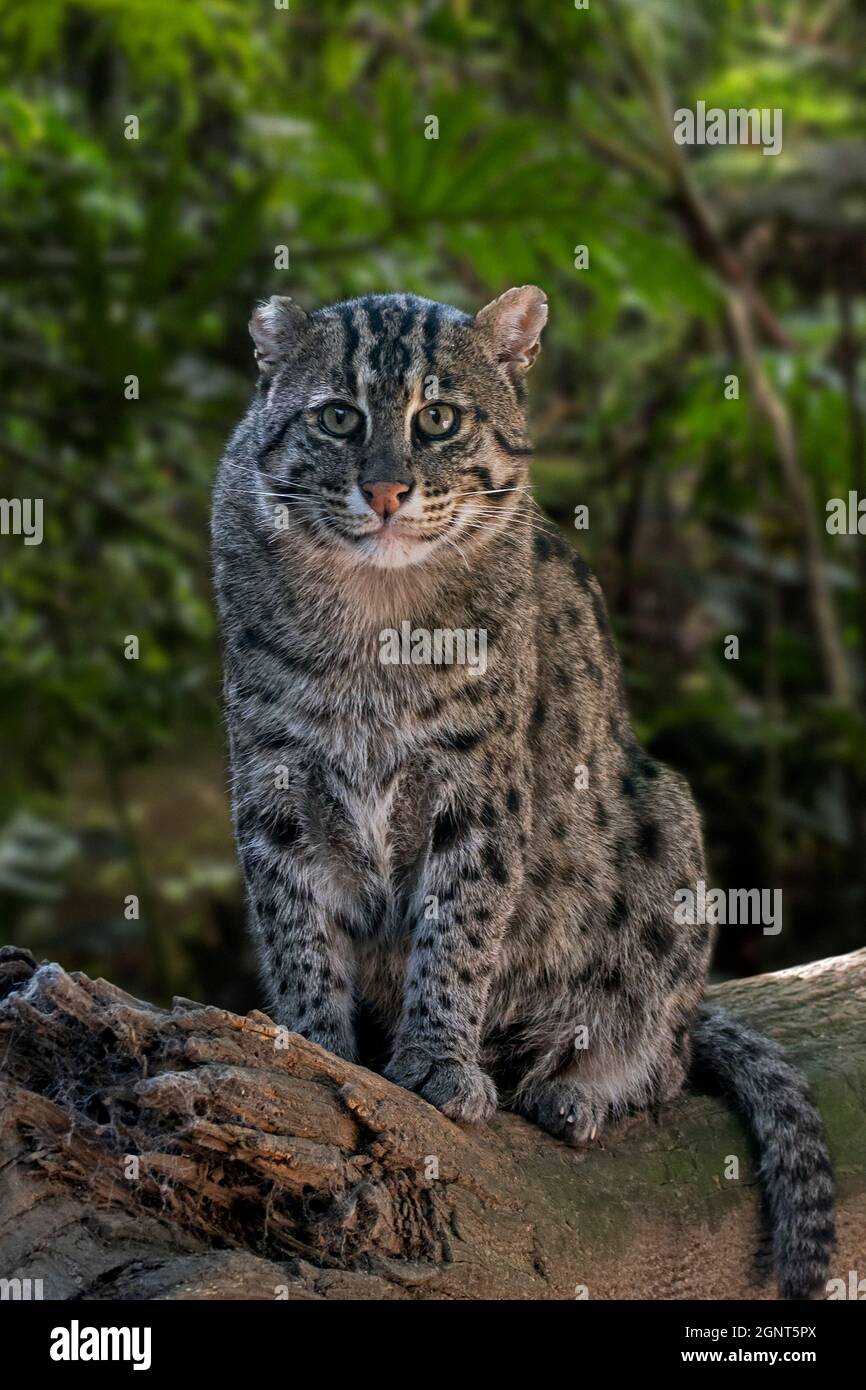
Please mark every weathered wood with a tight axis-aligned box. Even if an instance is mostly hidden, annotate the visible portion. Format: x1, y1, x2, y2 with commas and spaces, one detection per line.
0, 943, 863, 1300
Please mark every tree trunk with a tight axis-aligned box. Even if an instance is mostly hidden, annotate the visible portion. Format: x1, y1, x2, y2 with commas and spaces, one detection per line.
1, 944, 863, 1301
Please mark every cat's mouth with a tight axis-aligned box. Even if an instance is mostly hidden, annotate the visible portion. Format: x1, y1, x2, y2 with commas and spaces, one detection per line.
313, 492, 480, 571
357, 515, 441, 569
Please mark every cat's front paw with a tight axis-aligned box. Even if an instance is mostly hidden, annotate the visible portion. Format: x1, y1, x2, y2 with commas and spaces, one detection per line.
384, 1047, 497, 1123
276, 1008, 357, 1064
308, 1024, 358, 1064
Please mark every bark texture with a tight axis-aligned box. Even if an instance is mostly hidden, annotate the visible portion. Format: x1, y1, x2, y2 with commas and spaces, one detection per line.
0, 944, 863, 1301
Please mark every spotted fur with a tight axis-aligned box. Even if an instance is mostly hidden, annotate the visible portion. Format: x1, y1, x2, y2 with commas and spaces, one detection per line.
212, 287, 833, 1298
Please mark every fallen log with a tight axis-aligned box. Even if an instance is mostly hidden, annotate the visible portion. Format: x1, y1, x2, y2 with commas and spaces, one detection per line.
0, 944, 863, 1300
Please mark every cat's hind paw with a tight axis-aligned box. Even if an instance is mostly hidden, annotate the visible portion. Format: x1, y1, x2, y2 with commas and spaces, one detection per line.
520, 1081, 607, 1146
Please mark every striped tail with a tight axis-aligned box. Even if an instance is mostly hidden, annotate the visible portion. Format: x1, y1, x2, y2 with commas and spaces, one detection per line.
691, 1004, 834, 1299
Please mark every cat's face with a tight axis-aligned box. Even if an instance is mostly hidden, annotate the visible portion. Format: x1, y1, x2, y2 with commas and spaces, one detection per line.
245, 288, 547, 571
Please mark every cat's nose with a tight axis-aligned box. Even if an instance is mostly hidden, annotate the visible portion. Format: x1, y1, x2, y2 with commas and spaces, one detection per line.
362, 480, 412, 518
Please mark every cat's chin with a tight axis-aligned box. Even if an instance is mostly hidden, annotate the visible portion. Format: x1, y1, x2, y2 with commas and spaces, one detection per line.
357, 537, 434, 571
349, 527, 438, 571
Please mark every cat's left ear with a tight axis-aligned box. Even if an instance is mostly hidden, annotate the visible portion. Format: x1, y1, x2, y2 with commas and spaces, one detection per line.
249, 295, 310, 374
474, 285, 548, 378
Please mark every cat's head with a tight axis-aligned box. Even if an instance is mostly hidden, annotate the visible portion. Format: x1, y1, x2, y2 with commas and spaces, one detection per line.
245, 287, 547, 571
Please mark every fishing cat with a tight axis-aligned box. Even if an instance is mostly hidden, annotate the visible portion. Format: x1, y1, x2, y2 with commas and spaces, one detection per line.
212, 286, 834, 1299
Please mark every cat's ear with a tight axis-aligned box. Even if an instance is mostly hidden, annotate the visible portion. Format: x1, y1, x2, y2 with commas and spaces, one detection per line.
249, 295, 310, 374
474, 285, 548, 378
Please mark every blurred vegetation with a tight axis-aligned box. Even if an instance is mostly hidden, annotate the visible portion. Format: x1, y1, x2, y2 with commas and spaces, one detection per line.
1, 0, 865, 1009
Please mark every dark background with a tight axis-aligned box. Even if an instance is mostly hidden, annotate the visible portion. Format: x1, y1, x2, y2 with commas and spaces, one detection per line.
2, 0, 865, 1012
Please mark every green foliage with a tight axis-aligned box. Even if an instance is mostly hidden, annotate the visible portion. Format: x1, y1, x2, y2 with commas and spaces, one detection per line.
1, 0, 865, 1001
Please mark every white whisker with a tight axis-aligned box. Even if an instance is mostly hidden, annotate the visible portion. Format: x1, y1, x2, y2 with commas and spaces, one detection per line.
449, 485, 535, 498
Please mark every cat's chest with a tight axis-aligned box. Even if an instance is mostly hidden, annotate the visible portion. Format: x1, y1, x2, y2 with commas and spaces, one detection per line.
278, 637, 442, 774
306, 757, 433, 900
262, 626, 450, 873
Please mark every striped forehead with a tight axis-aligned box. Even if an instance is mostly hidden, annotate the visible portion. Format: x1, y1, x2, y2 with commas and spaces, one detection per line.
315, 295, 470, 396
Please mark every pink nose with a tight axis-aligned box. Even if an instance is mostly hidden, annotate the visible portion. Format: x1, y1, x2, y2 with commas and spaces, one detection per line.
363, 481, 410, 518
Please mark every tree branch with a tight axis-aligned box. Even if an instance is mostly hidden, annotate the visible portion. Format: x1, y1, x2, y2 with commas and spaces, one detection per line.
0, 945, 863, 1300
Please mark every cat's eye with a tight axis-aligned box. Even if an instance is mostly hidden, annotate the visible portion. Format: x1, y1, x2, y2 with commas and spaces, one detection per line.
318, 402, 363, 438
415, 403, 459, 439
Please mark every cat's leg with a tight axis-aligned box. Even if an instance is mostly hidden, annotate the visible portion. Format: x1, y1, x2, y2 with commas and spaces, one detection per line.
384, 785, 521, 1123
236, 790, 358, 1062
508, 988, 696, 1147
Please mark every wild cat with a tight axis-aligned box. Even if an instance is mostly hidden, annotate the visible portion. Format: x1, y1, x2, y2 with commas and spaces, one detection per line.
212, 285, 834, 1298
